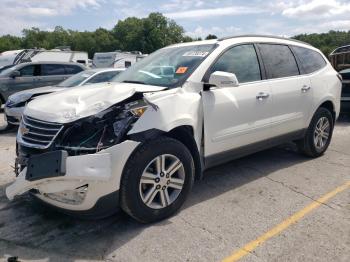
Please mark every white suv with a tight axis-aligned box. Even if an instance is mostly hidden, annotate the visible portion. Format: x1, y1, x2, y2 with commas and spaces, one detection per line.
7, 35, 341, 222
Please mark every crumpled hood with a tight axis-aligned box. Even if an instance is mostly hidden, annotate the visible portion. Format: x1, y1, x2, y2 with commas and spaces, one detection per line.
24, 82, 166, 123
12, 85, 66, 99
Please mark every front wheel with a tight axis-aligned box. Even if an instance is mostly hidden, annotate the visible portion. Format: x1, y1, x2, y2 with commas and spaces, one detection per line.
120, 137, 195, 223
297, 107, 334, 157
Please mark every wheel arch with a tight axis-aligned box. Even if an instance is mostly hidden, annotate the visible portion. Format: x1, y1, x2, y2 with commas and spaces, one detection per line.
165, 125, 203, 181
128, 125, 203, 181
318, 100, 336, 124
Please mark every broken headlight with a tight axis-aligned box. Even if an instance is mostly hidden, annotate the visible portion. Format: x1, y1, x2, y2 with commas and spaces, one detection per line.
57, 100, 148, 154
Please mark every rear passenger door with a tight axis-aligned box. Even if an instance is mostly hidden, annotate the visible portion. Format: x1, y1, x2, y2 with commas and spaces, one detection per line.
258, 44, 313, 136
39, 64, 69, 87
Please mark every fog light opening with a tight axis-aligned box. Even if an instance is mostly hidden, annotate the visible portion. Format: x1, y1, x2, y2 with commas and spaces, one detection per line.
43, 184, 88, 205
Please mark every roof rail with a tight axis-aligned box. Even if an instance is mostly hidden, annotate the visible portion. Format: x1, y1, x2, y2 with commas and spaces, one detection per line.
218, 34, 311, 46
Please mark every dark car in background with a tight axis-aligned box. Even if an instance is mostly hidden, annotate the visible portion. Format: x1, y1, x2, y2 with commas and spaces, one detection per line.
329, 45, 350, 114
339, 68, 350, 113
0, 62, 86, 108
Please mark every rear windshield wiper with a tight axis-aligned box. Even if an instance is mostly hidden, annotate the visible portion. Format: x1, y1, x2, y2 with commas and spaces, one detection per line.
122, 80, 146, 85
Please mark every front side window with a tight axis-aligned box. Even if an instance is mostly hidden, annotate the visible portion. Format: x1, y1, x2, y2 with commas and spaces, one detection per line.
210, 44, 261, 83
41, 64, 66, 76
114, 44, 217, 88
292, 46, 326, 74
19, 65, 35, 76
258, 44, 299, 79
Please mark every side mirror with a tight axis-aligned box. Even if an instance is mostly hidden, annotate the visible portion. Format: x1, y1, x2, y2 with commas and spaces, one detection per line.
207, 71, 239, 89
10, 71, 20, 78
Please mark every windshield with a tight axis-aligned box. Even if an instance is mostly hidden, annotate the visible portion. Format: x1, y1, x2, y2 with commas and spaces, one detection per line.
0, 65, 17, 76
113, 44, 217, 88
57, 70, 95, 87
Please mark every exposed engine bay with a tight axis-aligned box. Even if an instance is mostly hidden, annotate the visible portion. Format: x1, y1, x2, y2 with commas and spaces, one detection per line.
55, 94, 148, 155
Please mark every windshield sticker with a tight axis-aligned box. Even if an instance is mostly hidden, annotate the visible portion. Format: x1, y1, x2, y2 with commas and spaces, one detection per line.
176, 67, 188, 74
182, 51, 209, 57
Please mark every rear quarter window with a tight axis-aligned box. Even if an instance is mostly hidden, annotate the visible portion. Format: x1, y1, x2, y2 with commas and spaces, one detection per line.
64, 65, 84, 74
292, 46, 326, 74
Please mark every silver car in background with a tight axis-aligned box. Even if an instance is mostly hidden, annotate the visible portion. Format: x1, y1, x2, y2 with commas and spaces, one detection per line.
4, 68, 125, 125
0, 62, 86, 109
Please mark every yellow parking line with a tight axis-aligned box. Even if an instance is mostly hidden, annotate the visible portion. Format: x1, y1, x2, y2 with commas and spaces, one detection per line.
222, 181, 350, 262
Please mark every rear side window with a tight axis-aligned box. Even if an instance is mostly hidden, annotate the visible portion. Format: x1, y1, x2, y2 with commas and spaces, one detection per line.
211, 44, 261, 83
18, 65, 40, 76
86, 71, 121, 84
292, 46, 326, 74
65, 65, 84, 74
41, 64, 66, 76
258, 44, 299, 79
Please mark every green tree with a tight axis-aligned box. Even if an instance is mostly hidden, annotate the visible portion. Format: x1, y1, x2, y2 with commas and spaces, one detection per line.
0, 35, 22, 53
205, 34, 218, 40
293, 30, 350, 57
112, 13, 190, 53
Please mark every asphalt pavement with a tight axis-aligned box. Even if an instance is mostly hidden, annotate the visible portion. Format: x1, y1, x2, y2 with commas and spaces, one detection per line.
0, 113, 349, 262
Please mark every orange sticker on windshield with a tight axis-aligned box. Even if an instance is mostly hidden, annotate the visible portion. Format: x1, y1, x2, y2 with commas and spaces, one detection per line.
176, 67, 188, 74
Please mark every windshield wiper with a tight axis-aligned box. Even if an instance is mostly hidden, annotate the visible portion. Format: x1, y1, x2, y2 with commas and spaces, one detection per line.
122, 80, 146, 85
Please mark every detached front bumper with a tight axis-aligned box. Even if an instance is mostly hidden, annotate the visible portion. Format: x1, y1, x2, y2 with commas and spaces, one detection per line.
4, 106, 24, 125
6, 140, 139, 214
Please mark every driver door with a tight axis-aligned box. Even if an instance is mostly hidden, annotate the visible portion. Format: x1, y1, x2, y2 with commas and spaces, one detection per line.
202, 44, 273, 164
7, 64, 41, 94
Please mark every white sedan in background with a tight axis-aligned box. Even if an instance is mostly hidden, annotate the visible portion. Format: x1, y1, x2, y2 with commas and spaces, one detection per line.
4, 68, 125, 126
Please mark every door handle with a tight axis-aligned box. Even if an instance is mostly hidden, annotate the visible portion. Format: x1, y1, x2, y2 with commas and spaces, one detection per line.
256, 92, 270, 101
301, 85, 311, 93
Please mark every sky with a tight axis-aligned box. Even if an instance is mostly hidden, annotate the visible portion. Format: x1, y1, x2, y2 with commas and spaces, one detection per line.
1, 0, 350, 38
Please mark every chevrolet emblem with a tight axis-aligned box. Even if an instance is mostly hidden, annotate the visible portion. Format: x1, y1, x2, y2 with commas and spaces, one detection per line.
19, 125, 30, 136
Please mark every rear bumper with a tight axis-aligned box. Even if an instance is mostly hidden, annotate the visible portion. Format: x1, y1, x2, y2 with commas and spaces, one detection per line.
4, 106, 23, 125
6, 140, 139, 213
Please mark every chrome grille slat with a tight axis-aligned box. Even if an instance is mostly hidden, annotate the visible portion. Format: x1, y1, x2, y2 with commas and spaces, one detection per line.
22, 136, 52, 144
26, 116, 62, 127
18, 115, 64, 149
22, 117, 61, 132
27, 130, 56, 137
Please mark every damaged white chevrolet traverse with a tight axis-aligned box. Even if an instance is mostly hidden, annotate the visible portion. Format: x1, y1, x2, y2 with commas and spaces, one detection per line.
7, 35, 341, 223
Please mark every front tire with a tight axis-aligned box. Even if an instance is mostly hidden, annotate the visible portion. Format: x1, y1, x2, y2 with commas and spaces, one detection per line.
120, 137, 195, 223
297, 107, 334, 157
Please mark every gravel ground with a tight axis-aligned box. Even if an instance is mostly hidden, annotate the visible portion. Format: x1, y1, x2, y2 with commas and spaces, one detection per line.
0, 113, 349, 262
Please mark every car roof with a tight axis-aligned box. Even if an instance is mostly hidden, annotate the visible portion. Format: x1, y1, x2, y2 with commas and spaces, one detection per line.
330, 45, 350, 56
17, 61, 86, 67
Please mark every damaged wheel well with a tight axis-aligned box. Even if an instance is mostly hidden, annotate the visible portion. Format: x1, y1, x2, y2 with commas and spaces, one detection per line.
166, 126, 203, 181
129, 125, 203, 180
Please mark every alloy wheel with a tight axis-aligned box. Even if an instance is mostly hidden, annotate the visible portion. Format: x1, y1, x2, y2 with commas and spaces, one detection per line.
313, 117, 330, 150
139, 154, 185, 209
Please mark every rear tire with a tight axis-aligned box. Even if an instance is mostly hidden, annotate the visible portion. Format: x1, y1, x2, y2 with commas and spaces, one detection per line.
120, 137, 194, 223
297, 107, 334, 157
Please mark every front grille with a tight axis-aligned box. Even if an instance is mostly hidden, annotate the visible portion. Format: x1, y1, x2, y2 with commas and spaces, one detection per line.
18, 115, 63, 149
